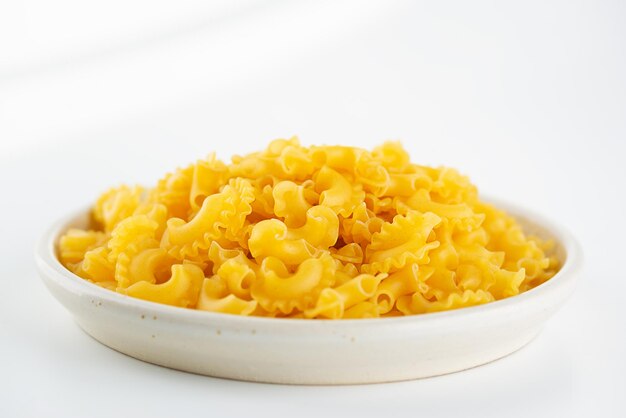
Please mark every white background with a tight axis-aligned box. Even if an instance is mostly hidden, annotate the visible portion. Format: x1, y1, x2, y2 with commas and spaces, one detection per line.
1, 1, 625, 417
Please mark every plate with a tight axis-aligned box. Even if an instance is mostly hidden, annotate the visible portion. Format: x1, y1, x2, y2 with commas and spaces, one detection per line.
36, 198, 581, 384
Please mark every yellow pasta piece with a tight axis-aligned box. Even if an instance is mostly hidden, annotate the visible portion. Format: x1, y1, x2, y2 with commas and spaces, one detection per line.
251, 254, 335, 314
162, 178, 254, 259
59, 229, 108, 265
59, 138, 560, 318
272, 180, 317, 227
122, 263, 204, 308
315, 166, 365, 217
197, 275, 257, 315
93, 185, 144, 232
363, 211, 441, 274
304, 273, 384, 319
373, 263, 431, 314
248, 205, 338, 264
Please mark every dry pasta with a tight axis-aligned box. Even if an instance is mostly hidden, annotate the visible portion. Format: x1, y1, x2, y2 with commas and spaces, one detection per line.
58, 137, 559, 319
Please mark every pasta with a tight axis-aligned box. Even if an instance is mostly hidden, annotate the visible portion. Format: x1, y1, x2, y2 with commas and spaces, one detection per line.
58, 137, 560, 319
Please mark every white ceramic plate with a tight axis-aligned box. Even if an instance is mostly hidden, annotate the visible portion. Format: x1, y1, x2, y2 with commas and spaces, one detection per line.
36, 198, 581, 384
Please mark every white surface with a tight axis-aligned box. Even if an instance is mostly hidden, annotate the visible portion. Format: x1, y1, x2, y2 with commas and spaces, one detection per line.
0, 0, 625, 416
35, 201, 580, 384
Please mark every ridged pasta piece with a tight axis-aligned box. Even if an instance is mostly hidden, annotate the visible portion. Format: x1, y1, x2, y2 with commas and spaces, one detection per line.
371, 141, 411, 173
132, 203, 169, 239
248, 206, 338, 264
73, 246, 115, 283
197, 275, 257, 315
59, 229, 108, 265
372, 263, 431, 314
339, 202, 384, 247
278, 141, 323, 181
304, 273, 384, 319
272, 180, 317, 227
107, 215, 160, 262
163, 178, 255, 259
216, 258, 257, 299
207, 241, 250, 272
330, 243, 364, 265
93, 185, 144, 232
122, 263, 204, 308
150, 165, 194, 219
354, 152, 391, 197
363, 211, 441, 274
364, 193, 395, 215
251, 254, 336, 314
189, 153, 230, 213
125, 248, 174, 286
397, 289, 495, 315
315, 166, 365, 217
430, 167, 478, 205
106, 214, 162, 289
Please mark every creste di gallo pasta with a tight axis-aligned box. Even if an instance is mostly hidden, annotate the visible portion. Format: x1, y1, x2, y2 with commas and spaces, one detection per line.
58, 138, 559, 319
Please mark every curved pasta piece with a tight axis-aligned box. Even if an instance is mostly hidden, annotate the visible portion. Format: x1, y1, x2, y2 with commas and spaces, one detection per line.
310, 145, 362, 172
371, 141, 411, 173
150, 165, 194, 219
278, 143, 323, 181
216, 258, 257, 299
251, 254, 335, 314
291, 205, 339, 248
405, 189, 485, 232
163, 178, 255, 259
197, 293, 258, 316
304, 273, 384, 319
248, 206, 338, 264
197, 275, 257, 315
430, 167, 478, 205
456, 263, 483, 291
364, 211, 441, 274
73, 246, 115, 283
272, 180, 317, 227
59, 229, 108, 265
230, 138, 301, 180
339, 203, 384, 247
354, 152, 391, 196
107, 215, 160, 263
489, 268, 526, 299
105, 216, 161, 290
330, 243, 363, 265
189, 153, 230, 213
93, 185, 144, 232
265, 136, 301, 157
248, 219, 317, 264
132, 203, 169, 239
364, 193, 394, 215
343, 301, 380, 319
373, 263, 431, 314
118, 248, 174, 288
207, 241, 250, 271
385, 171, 433, 198
249, 180, 275, 221
315, 166, 365, 217
122, 263, 204, 308
396, 289, 494, 315
332, 258, 360, 287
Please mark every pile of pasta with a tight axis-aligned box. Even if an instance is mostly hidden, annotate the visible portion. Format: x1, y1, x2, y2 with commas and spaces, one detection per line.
59, 138, 559, 319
